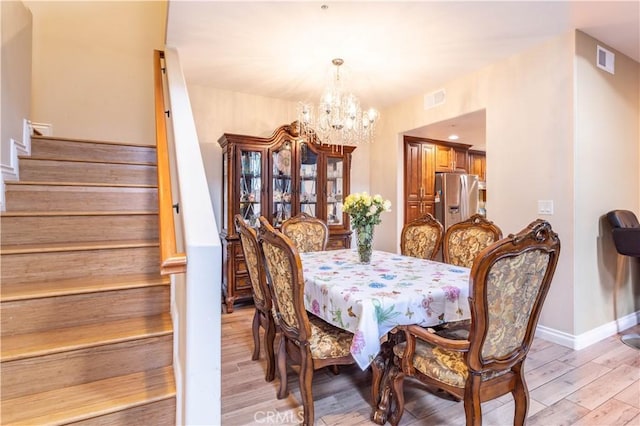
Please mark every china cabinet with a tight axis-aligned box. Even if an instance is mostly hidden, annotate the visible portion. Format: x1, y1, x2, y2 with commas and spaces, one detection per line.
218, 122, 355, 312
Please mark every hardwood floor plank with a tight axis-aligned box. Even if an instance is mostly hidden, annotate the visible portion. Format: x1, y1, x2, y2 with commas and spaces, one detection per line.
614, 380, 640, 409
565, 365, 640, 410
527, 399, 590, 426
627, 413, 640, 426
524, 359, 576, 391
571, 399, 639, 426
557, 335, 623, 367
529, 361, 612, 406
592, 343, 640, 369
482, 398, 547, 425
222, 304, 640, 426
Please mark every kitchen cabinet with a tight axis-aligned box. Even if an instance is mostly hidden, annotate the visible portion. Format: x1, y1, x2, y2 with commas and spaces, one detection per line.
218, 122, 355, 312
435, 144, 469, 172
404, 137, 436, 223
468, 149, 486, 181
404, 136, 472, 224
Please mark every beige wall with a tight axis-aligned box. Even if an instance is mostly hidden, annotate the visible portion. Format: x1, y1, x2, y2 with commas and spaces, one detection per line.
186, 84, 371, 231
373, 31, 639, 336
574, 31, 640, 333
1, 0, 32, 161
27, 1, 167, 145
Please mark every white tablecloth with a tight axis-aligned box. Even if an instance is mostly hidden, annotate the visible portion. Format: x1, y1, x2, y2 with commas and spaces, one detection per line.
300, 249, 471, 369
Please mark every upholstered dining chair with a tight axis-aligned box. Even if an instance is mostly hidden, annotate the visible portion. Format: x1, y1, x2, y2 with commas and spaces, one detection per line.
443, 214, 503, 268
234, 214, 276, 382
400, 213, 444, 260
375, 219, 560, 426
280, 212, 329, 252
257, 216, 355, 426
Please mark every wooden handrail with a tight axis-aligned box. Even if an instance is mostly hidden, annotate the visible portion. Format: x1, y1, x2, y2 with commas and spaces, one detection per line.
154, 49, 187, 275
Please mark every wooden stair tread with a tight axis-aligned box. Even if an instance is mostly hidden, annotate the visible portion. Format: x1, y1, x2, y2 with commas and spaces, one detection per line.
1, 313, 173, 362
32, 135, 158, 149
1, 239, 159, 255
18, 155, 157, 167
1, 210, 157, 217
5, 180, 157, 189
0, 365, 175, 425
1, 273, 169, 302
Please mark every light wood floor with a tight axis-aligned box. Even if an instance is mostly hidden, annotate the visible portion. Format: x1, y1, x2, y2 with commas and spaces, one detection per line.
222, 303, 640, 425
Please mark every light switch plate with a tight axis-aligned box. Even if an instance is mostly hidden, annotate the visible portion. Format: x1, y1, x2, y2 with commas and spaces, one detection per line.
538, 200, 554, 215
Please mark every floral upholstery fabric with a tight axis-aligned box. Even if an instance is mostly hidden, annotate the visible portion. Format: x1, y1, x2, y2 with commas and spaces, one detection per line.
446, 228, 498, 268
402, 225, 440, 259
238, 232, 265, 304
483, 250, 549, 359
262, 242, 298, 329
308, 315, 353, 359
394, 340, 507, 388
283, 222, 326, 253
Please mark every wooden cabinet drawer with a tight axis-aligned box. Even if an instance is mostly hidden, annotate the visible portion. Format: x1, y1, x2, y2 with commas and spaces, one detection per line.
326, 238, 347, 250
235, 273, 253, 293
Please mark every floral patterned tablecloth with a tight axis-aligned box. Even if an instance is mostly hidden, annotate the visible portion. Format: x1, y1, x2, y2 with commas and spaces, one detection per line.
300, 249, 471, 370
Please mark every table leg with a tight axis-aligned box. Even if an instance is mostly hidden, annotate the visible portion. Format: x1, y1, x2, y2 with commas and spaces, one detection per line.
370, 333, 401, 425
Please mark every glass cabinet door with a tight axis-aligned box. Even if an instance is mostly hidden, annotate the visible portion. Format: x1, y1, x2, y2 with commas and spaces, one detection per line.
326, 156, 344, 225
271, 142, 293, 227
239, 149, 262, 228
298, 142, 318, 218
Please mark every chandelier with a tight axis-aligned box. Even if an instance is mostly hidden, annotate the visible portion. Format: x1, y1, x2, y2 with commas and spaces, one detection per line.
297, 58, 379, 145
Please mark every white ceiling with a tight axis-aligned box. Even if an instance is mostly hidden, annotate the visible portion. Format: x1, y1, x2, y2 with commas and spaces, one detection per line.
166, 1, 639, 150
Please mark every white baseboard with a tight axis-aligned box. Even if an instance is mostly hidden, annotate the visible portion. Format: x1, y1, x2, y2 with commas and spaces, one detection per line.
0, 119, 35, 211
30, 121, 53, 136
536, 311, 640, 350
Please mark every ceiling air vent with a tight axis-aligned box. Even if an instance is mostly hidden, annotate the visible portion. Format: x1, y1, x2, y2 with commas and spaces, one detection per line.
596, 45, 615, 74
424, 88, 446, 110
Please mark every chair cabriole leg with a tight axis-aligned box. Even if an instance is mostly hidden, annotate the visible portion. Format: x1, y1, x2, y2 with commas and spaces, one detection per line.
299, 351, 315, 426
512, 364, 529, 426
276, 336, 289, 399
464, 374, 483, 426
264, 316, 276, 382
251, 308, 261, 360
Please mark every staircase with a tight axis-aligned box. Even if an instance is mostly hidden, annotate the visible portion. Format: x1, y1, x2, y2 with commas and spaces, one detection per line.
0, 136, 176, 425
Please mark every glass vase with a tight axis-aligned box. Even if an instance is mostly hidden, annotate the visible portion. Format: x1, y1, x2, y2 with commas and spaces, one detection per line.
355, 224, 374, 264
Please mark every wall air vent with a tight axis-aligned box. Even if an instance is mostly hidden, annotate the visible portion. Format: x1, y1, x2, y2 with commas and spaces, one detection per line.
596, 45, 615, 74
424, 88, 446, 110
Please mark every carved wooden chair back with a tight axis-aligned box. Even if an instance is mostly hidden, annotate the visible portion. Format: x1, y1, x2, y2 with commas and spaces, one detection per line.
234, 214, 276, 382
257, 216, 354, 425
400, 213, 444, 260
443, 214, 503, 268
281, 212, 329, 252
381, 220, 560, 426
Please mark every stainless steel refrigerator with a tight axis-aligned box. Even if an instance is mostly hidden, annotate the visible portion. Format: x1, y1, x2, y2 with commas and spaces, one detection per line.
434, 172, 479, 230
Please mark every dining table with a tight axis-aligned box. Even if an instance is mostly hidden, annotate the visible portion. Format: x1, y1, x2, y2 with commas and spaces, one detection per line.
299, 248, 471, 370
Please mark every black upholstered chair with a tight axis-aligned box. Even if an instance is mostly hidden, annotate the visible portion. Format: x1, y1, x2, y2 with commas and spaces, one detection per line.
606, 210, 640, 349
